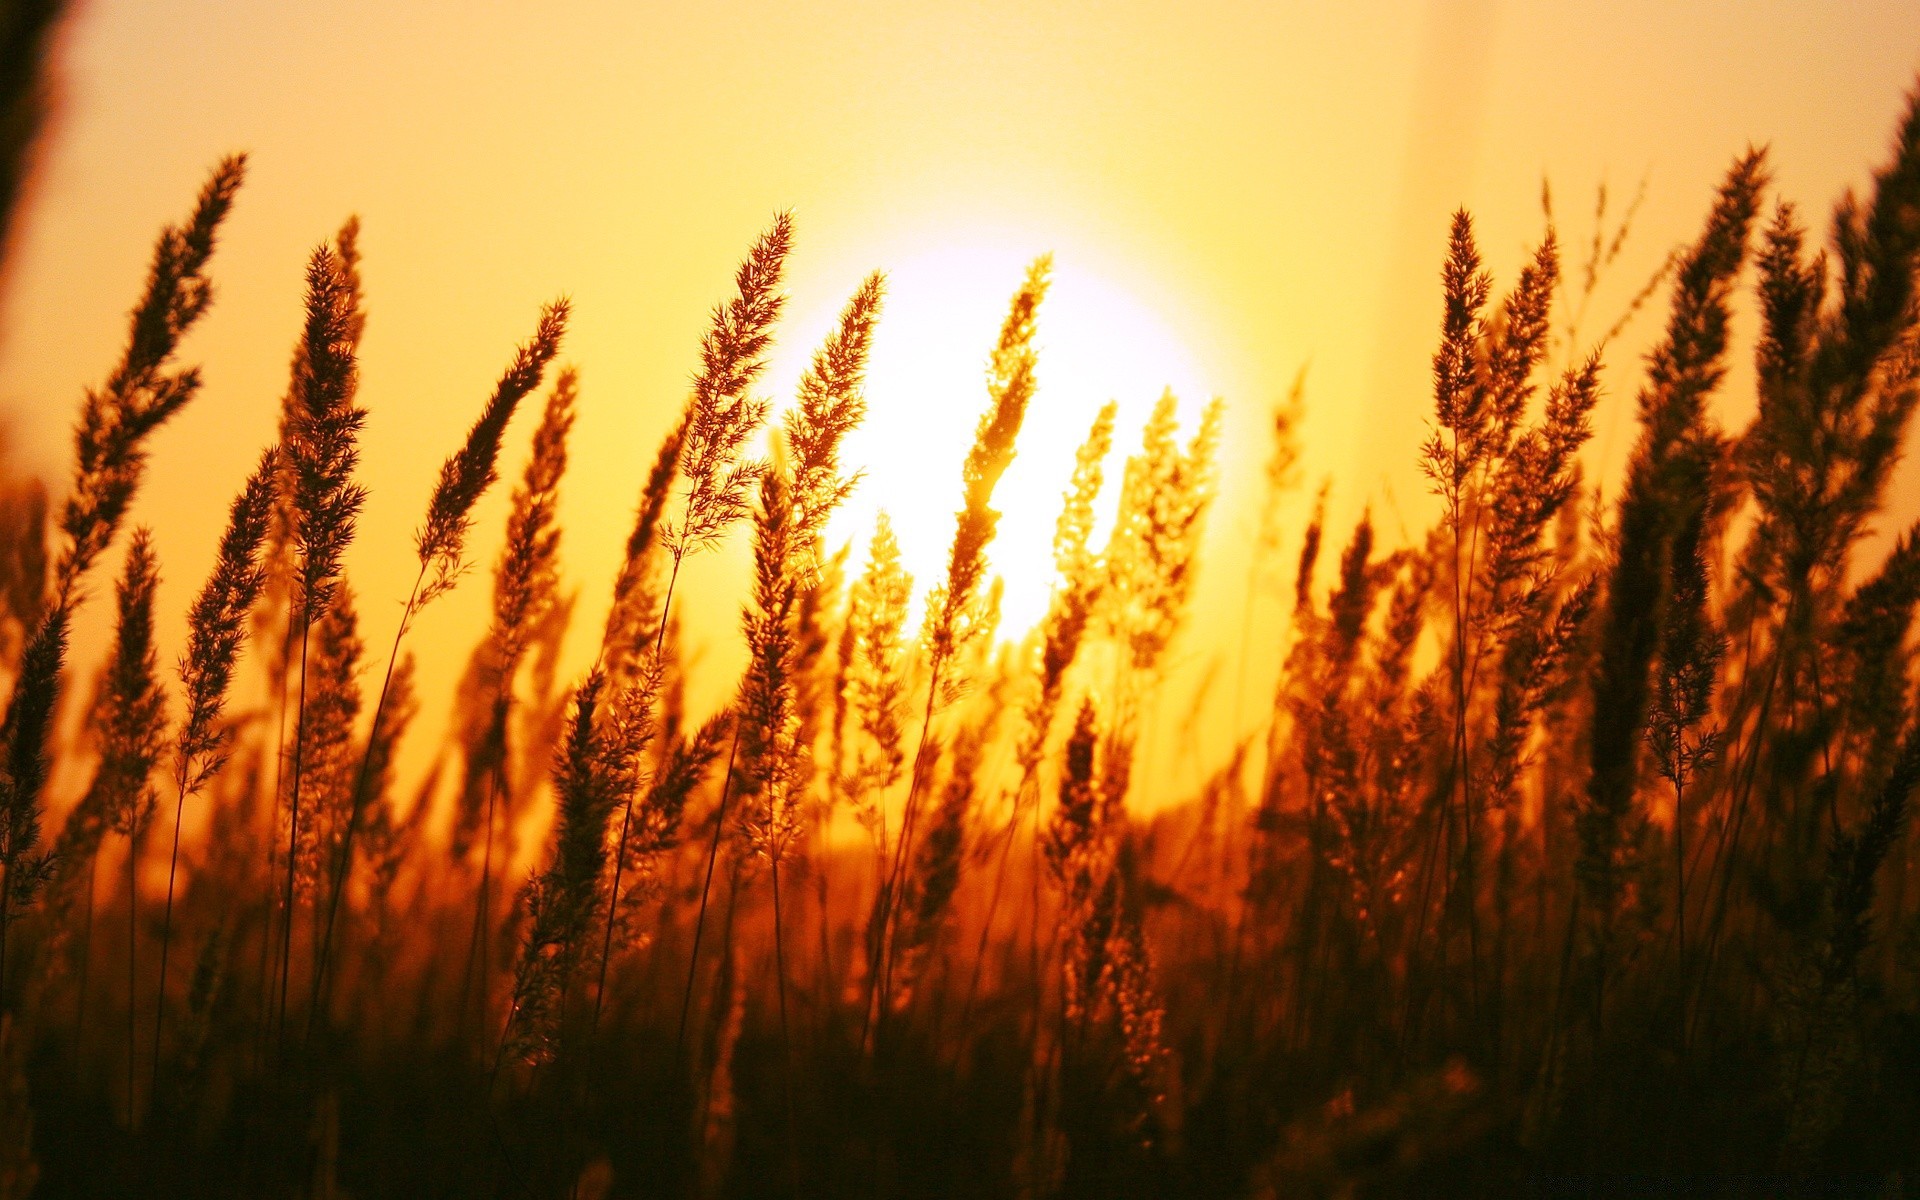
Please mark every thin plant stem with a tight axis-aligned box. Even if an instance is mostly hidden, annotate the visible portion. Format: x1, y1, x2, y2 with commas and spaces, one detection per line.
308, 566, 425, 1040
595, 550, 683, 1029
126, 827, 138, 1128
676, 724, 740, 1060
771, 851, 800, 1198
275, 613, 314, 1059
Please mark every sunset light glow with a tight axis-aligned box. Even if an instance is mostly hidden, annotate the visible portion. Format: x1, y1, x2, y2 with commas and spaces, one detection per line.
0, 2, 1917, 1193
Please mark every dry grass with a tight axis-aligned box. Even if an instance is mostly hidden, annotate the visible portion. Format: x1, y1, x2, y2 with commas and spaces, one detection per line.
0, 72, 1916, 1200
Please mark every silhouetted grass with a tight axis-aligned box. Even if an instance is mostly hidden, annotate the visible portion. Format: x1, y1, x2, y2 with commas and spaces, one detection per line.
0, 75, 1918, 1200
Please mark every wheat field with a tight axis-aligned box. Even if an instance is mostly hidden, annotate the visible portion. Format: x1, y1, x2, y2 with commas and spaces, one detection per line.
1, 10, 1918, 1195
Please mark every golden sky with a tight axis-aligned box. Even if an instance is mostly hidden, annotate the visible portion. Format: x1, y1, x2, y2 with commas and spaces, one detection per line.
2, 0, 1916, 810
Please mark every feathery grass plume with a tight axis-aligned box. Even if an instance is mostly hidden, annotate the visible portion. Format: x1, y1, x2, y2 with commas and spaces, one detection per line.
729, 270, 886, 869
95, 531, 166, 849
1577, 148, 1765, 1019
1041, 697, 1169, 1167
1693, 100, 1920, 1044
148, 448, 274, 1082
1419, 212, 1495, 539
492, 368, 576, 686
252, 219, 363, 656
1408, 221, 1559, 1028
310, 301, 567, 1026
1046, 700, 1114, 1009
503, 667, 654, 1066
601, 416, 685, 687
413, 300, 570, 611
676, 278, 881, 1098
2, 159, 244, 1004
1739, 81, 1920, 614
91, 530, 164, 1123
921, 256, 1049, 695
840, 513, 914, 841
1475, 357, 1597, 644
869, 257, 1048, 1029
662, 472, 806, 1044
1022, 401, 1116, 776
652, 212, 794, 660
379, 299, 570, 840
451, 368, 575, 1036
275, 241, 367, 1036
51, 155, 245, 606
954, 402, 1118, 1031
284, 243, 367, 631
787, 271, 883, 554
286, 584, 363, 905
1104, 389, 1225, 676
665, 212, 792, 559
172, 448, 278, 797
734, 466, 805, 863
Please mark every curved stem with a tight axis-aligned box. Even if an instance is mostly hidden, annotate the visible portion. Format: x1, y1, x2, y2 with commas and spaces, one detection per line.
275, 612, 314, 1061
771, 852, 800, 1198
458, 748, 505, 1051
676, 729, 741, 1061
595, 551, 684, 1029
127, 825, 138, 1129
308, 567, 425, 1042
151, 754, 197, 1106
862, 669, 940, 1051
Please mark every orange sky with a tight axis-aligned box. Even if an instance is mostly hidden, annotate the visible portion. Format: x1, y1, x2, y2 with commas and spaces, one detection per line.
2, 1, 1916, 813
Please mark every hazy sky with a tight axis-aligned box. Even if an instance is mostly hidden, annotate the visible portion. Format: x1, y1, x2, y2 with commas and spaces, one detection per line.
2, 1, 1915, 808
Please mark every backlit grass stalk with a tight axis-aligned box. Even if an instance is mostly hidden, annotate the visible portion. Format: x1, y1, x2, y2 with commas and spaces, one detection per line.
457, 368, 576, 1045
276, 241, 366, 1049
310, 299, 567, 1033
645, 213, 796, 1059
674, 262, 876, 1059
152, 447, 275, 1098
957, 400, 1114, 1037
1, 156, 244, 1010
870, 255, 1048, 1039
1576, 149, 1764, 1034
95, 532, 164, 1125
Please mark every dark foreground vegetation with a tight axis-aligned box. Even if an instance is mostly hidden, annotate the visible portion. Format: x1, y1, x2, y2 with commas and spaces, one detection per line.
1, 29, 1918, 1199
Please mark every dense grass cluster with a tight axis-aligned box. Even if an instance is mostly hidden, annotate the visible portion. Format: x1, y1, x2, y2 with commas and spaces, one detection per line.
0, 74, 1918, 1200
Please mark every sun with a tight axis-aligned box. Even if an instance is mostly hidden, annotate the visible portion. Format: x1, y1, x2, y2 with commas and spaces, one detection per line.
771, 242, 1220, 639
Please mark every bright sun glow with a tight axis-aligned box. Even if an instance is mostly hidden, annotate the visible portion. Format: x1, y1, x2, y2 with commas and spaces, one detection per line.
770, 244, 1220, 638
